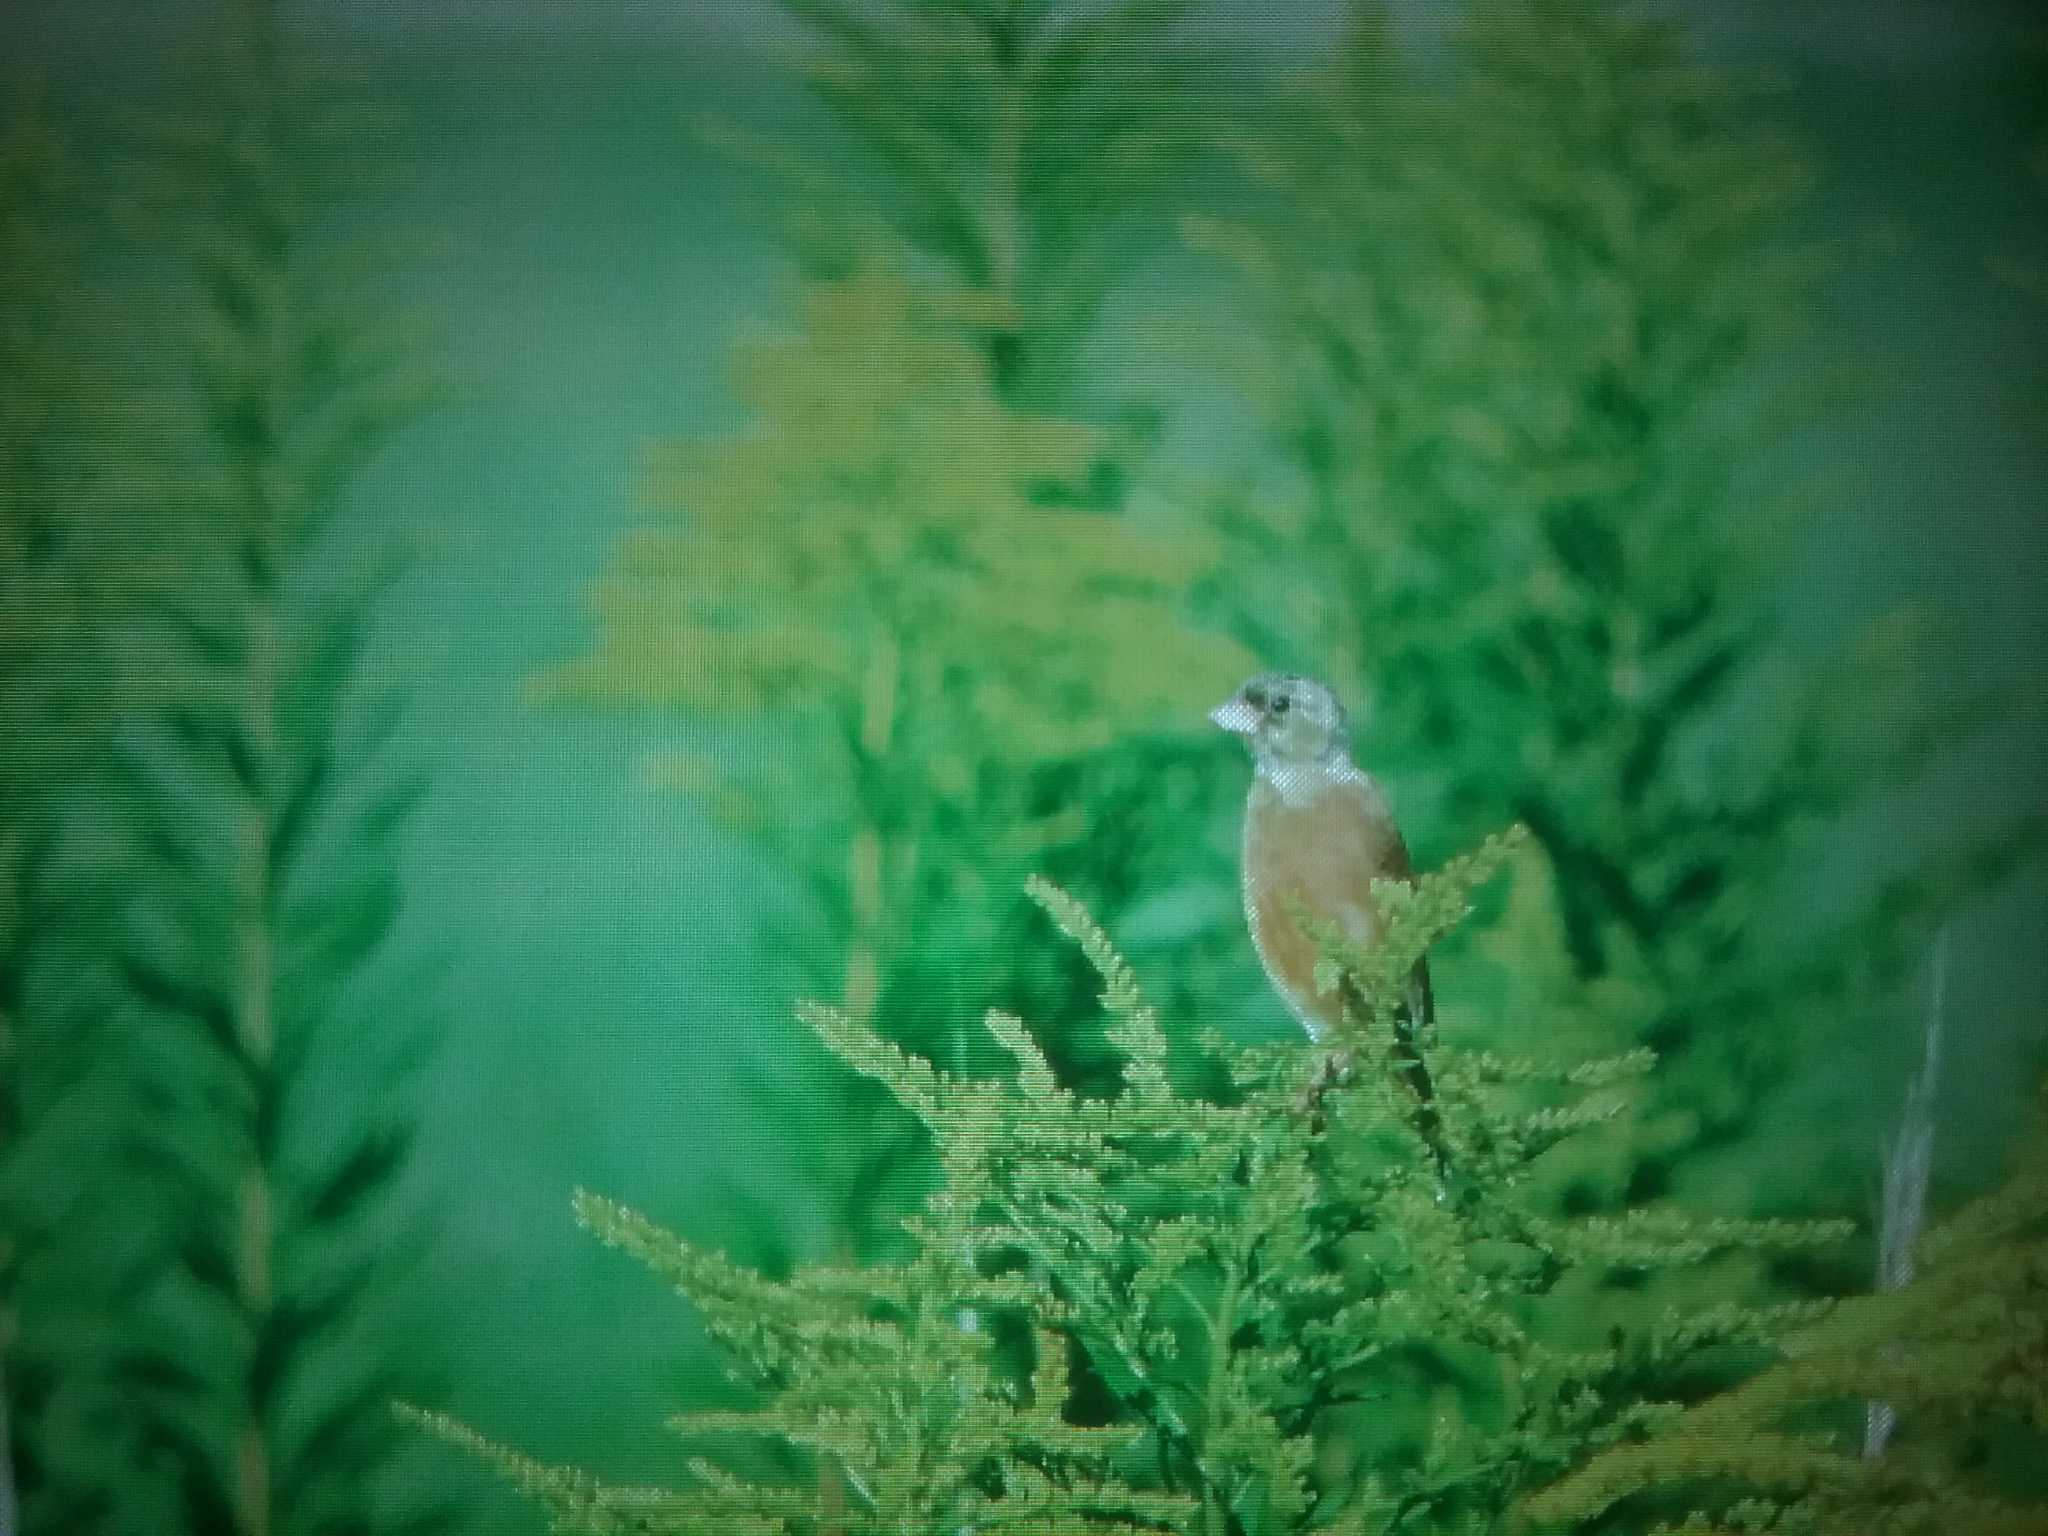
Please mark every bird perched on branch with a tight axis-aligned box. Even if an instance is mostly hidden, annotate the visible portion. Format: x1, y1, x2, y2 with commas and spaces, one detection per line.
1212, 673, 1447, 1174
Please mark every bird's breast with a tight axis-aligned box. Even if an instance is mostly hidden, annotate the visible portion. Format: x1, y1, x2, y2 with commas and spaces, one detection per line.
1242, 773, 1406, 1037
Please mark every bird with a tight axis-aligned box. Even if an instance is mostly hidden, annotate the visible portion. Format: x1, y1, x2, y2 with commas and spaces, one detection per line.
1212, 672, 1448, 1175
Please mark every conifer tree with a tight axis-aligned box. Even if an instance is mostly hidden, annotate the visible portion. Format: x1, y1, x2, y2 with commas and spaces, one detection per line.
768, 0, 1258, 899
0, 91, 92, 1536
545, 266, 1249, 1241
0, 105, 97, 910
746, 0, 1219, 412
412, 832, 1851, 1534
749, 0, 1254, 951
553, 4, 1248, 1267
1187, 0, 2026, 1202
0, 90, 171, 1536
28, 5, 452, 1533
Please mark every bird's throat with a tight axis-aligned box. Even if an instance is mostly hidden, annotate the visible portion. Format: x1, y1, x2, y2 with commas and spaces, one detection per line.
1254, 753, 1357, 808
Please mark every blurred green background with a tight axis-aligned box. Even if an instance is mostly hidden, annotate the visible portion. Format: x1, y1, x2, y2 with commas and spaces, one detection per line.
3, 1, 2044, 1532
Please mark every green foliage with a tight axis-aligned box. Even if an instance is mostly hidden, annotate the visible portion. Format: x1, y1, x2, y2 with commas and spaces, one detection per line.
0, 84, 157, 1014
403, 1189, 1191, 1536
558, 1, 1251, 1266
0, 87, 79, 1185
731, 0, 1221, 409
1527, 1090, 2048, 1535
0, 99, 93, 864
737, 0, 1262, 1106
1, 6, 449, 1534
546, 271, 1234, 747
544, 265, 1249, 1244
417, 835, 1852, 1534
1186, 0, 2031, 1199
0, 84, 181, 1536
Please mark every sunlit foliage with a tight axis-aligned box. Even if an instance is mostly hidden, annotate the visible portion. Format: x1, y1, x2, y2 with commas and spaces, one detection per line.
416, 836, 1854, 1534
545, 266, 1250, 1242
1529, 1088, 2048, 1535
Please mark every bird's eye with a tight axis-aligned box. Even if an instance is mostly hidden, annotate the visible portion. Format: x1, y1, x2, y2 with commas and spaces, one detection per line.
1270, 694, 1290, 715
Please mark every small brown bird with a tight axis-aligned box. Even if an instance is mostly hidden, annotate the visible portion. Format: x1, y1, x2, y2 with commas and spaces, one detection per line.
1212, 673, 1446, 1171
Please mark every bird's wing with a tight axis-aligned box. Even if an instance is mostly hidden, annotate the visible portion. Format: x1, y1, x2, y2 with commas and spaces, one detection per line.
1246, 772, 1419, 1035
1298, 773, 1414, 948
1323, 793, 1435, 1028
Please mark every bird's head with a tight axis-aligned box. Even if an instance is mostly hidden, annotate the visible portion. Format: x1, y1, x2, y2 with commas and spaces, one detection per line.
1210, 673, 1351, 773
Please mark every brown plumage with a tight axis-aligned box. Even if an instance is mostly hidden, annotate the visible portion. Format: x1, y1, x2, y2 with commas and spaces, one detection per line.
1213, 673, 1446, 1173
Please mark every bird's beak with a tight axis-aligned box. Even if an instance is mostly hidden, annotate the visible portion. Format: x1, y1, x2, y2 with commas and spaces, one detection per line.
1209, 697, 1260, 736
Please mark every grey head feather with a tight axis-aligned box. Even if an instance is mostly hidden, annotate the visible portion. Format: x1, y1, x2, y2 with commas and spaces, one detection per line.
1211, 672, 1354, 779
